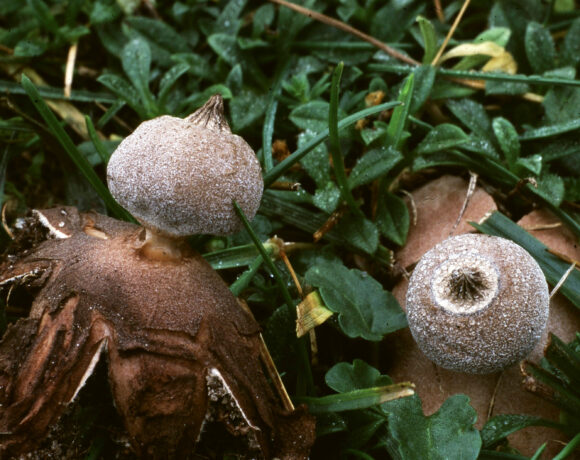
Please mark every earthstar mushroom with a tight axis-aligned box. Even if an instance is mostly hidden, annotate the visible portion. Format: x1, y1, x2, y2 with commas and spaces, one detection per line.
406, 233, 549, 374
0, 95, 315, 457
107, 94, 263, 238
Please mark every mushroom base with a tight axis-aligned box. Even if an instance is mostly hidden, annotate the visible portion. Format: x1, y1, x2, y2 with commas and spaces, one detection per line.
0, 207, 315, 458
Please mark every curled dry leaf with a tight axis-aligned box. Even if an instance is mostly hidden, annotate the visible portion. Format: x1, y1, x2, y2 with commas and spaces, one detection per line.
0, 207, 315, 458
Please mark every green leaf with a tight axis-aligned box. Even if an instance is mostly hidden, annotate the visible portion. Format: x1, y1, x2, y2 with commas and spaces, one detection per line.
97, 73, 145, 118
520, 118, 580, 140
297, 383, 414, 414
305, 259, 407, 341
525, 21, 556, 74
334, 214, 379, 255
447, 98, 493, 141
312, 183, 341, 214
492, 117, 520, 170
382, 395, 481, 460
481, 415, 560, 448
207, 33, 241, 66
387, 74, 414, 149
121, 38, 156, 116
298, 131, 331, 186
411, 65, 436, 113
325, 359, 392, 393
230, 90, 267, 131
562, 17, 580, 67
535, 173, 565, 206
416, 123, 469, 154
158, 63, 189, 107
27, 0, 59, 35
376, 192, 409, 246
263, 101, 401, 188
125, 16, 191, 54
513, 154, 542, 176
213, 0, 247, 35
348, 146, 403, 189
417, 16, 437, 65
289, 100, 331, 133
14, 39, 46, 57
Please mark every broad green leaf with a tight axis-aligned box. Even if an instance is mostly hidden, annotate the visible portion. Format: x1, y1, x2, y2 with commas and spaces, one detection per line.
371, 2, 425, 43
27, 0, 59, 35
360, 120, 389, 146
208, 33, 241, 66
326, 359, 392, 393
97, 73, 145, 118
525, 21, 556, 74
447, 98, 493, 140
513, 154, 542, 177
535, 173, 565, 207
564, 177, 580, 201
230, 90, 267, 131
334, 214, 379, 255
290, 100, 331, 133
411, 65, 436, 113
417, 16, 437, 65
381, 395, 481, 460
298, 131, 331, 186
562, 17, 580, 67
305, 259, 407, 341
125, 16, 190, 54
252, 3, 275, 37
481, 415, 558, 448
492, 117, 520, 170
544, 86, 580, 125
376, 192, 409, 246
158, 63, 189, 106
121, 38, 156, 116
312, 183, 341, 214
213, 0, 247, 35
416, 123, 469, 154
14, 39, 46, 57
348, 146, 402, 189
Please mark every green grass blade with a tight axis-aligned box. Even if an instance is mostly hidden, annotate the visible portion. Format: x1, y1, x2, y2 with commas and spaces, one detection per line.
472, 211, 580, 308
553, 432, 580, 460
328, 62, 359, 214
262, 60, 291, 171
229, 255, 264, 297
21, 74, 133, 221
295, 383, 414, 414
0, 79, 116, 103
386, 73, 414, 149
263, 101, 401, 188
368, 63, 580, 88
85, 115, 111, 165
232, 200, 314, 394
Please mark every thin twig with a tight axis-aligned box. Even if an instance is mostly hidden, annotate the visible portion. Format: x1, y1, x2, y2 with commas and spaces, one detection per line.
550, 263, 576, 299
268, 0, 420, 66
449, 171, 478, 237
434, 0, 445, 22
64, 42, 78, 99
431, 0, 472, 65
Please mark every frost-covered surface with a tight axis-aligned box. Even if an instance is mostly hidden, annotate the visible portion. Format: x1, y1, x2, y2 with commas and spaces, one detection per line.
406, 234, 549, 374
107, 99, 263, 237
